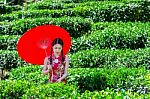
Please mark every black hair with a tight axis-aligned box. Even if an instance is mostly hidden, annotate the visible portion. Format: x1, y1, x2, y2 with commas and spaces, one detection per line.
49, 38, 65, 65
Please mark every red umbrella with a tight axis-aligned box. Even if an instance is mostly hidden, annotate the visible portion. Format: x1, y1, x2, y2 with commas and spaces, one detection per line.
17, 25, 72, 65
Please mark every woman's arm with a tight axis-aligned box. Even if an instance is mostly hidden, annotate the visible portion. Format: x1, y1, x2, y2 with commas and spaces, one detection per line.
42, 57, 51, 75
58, 55, 69, 81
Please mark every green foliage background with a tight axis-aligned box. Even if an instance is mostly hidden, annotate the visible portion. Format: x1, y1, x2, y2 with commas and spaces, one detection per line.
0, 0, 150, 98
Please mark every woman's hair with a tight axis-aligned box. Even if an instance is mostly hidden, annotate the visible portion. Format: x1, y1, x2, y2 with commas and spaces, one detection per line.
49, 38, 65, 65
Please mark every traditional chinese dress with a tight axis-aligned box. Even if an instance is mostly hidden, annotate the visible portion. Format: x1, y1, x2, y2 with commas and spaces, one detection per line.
47, 53, 67, 84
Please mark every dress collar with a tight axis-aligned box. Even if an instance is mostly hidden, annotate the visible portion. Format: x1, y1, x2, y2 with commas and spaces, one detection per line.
52, 53, 62, 59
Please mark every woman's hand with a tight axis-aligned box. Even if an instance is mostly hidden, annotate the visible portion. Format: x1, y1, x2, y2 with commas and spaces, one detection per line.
60, 65, 64, 70
56, 78, 62, 82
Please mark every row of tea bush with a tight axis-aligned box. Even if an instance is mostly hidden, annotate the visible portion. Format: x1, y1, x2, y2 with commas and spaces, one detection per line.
0, 48, 150, 70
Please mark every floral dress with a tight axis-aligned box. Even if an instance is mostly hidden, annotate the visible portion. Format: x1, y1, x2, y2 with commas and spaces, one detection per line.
47, 53, 67, 83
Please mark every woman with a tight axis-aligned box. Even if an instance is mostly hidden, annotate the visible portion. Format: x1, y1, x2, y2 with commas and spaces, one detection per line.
42, 38, 69, 84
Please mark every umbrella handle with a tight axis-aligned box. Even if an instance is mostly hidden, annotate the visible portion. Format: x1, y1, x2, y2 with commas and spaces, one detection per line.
44, 49, 47, 57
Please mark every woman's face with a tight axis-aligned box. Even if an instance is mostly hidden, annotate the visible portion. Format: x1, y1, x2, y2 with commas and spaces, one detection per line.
53, 44, 62, 55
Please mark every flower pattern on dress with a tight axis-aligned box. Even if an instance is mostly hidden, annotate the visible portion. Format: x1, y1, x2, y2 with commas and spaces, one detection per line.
47, 53, 66, 83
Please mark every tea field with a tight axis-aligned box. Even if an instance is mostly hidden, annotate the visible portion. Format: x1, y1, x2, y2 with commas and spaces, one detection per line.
0, 0, 150, 98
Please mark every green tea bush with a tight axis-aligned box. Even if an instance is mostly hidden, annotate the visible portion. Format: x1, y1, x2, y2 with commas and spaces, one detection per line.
0, 50, 28, 70
24, 1, 76, 10
0, 4, 22, 14
1, 22, 149, 50
0, 17, 92, 38
67, 67, 149, 93
90, 0, 149, 22
22, 83, 80, 98
0, 80, 34, 99
0, 1, 112, 22
8, 66, 150, 94
0, 13, 21, 22
0, 4, 12, 14
108, 0, 150, 22
80, 88, 150, 98
9, 65, 48, 85
24, 1, 123, 10
69, 48, 150, 68
43, 0, 141, 3
25, 2, 64, 10
1, 48, 150, 70
71, 22, 150, 53
62, 0, 150, 22
0, 9, 63, 22
0, 79, 79, 98
0, 35, 20, 50
1, 1, 149, 22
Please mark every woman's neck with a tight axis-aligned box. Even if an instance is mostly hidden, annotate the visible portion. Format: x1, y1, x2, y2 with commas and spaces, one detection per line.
53, 53, 60, 58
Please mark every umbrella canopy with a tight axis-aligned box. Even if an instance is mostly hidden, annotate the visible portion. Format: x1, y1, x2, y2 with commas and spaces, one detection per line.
17, 25, 71, 65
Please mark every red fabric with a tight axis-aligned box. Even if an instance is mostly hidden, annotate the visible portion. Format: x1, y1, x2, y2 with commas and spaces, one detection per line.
48, 53, 67, 84
17, 25, 71, 65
